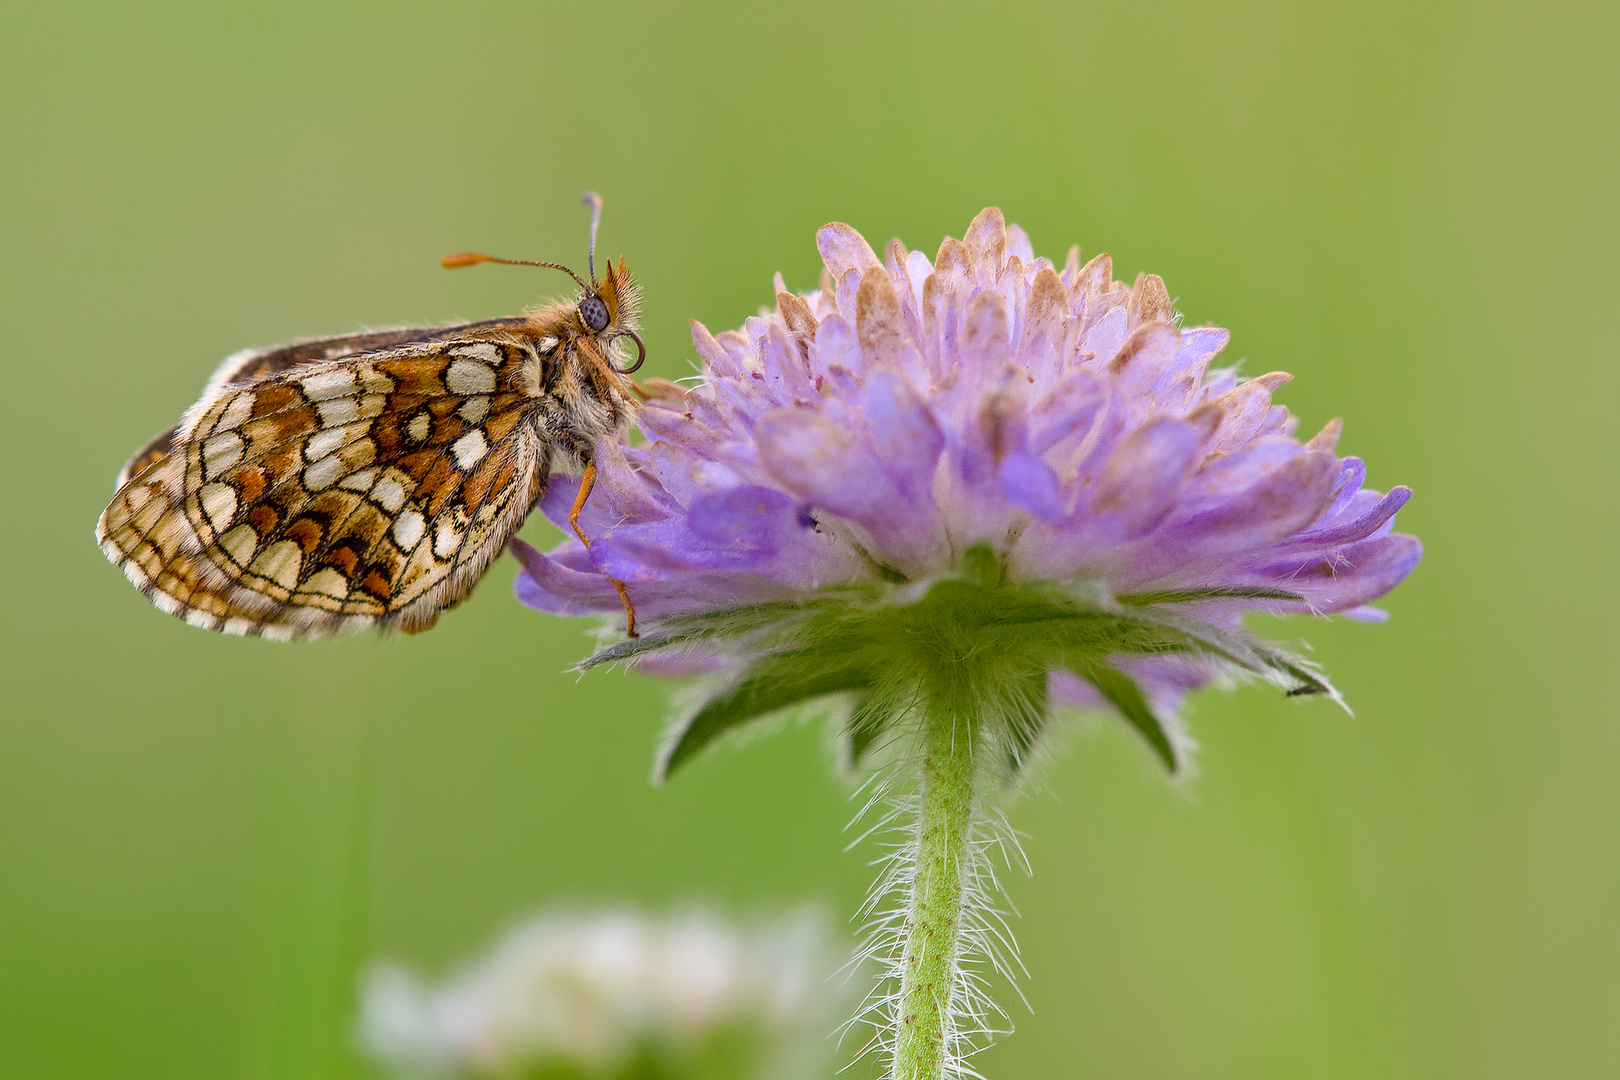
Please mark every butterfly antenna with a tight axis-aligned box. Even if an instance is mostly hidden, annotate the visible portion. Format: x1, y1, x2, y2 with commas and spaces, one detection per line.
582, 191, 603, 283
439, 252, 591, 292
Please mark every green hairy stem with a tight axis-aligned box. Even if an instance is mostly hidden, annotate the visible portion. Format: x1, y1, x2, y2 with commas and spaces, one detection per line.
893, 700, 978, 1080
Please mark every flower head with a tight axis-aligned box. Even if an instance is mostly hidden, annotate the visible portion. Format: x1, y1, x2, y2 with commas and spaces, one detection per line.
360, 908, 836, 1079
513, 208, 1419, 776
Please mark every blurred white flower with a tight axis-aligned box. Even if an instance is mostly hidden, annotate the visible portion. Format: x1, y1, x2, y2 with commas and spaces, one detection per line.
360, 908, 838, 1079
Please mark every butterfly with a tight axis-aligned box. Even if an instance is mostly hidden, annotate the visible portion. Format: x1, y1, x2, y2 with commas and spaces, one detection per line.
96, 194, 644, 641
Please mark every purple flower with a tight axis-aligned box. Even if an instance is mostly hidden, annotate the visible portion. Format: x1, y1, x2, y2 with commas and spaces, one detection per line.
511, 208, 1420, 774
513, 208, 1423, 1079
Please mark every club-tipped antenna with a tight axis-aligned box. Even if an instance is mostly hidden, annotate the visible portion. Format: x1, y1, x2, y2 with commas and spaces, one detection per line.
439, 252, 591, 292
581, 191, 603, 283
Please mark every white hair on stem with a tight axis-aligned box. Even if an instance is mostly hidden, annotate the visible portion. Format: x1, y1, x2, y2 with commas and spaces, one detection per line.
836, 758, 1032, 1080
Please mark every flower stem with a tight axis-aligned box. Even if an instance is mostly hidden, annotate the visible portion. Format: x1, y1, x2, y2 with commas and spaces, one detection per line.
893, 699, 977, 1080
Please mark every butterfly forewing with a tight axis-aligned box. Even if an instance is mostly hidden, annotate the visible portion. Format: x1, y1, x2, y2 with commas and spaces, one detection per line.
113, 322, 534, 487
98, 328, 555, 639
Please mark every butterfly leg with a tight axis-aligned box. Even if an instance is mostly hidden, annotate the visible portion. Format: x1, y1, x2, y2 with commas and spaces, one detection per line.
569, 462, 639, 638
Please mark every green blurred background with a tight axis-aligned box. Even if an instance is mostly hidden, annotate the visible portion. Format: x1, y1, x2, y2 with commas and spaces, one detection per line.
2, 1, 1615, 1076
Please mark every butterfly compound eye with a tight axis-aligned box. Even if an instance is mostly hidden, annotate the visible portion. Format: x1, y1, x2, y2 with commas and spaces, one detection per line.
578, 293, 610, 332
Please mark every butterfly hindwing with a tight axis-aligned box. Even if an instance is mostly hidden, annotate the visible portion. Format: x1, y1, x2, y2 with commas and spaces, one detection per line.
98, 329, 551, 639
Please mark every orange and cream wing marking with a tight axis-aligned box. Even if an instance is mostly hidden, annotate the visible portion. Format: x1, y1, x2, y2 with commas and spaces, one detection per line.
97, 335, 549, 640
113, 322, 530, 487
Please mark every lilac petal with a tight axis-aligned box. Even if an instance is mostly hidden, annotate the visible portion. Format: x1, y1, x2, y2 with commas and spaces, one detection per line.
817, 222, 882, 282
1108, 323, 1182, 396
1269, 534, 1423, 612
1184, 436, 1304, 500
1178, 448, 1343, 553
960, 290, 1013, 370
665, 381, 727, 430
592, 485, 815, 581
638, 398, 726, 454
1294, 486, 1412, 545
1020, 267, 1070, 364
687, 485, 800, 543
1005, 223, 1035, 266
1090, 446, 1345, 591
1305, 418, 1343, 452
884, 237, 908, 287
904, 249, 933, 306
715, 328, 754, 367
890, 343, 933, 398
690, 320, 742, 380
1064, 390, 1132, 490
1155, 326, 1230, 392
516, 537, 804, 620
933, 237, 977, 300
1200, 368, 1238, 400
757, 320, 816, 403
963, 207, 1007, 279
861, 373, 946, 483
1008, 409, 1199, 578
918, 273, 954, 378
999, 452, 1066, 523
754, 413, 911, 529
1061, 244, 1081, 282
713, 377, 768, 433
834, 269, 863, 324
1257, 404, 1295, 439
1084, 416, 1212, 543
777, 289, 819, 343
756, 375, 945, 566
510, 537, 623, 615
882, 241, 926, 342
647, 440, 745, 509
819, 364, 864, 401
1027, 370, 1107, 455
1020, 332, 1064, 393
590, 436, 680, 521
1003, 255, 1024, 292
856, 267, 907, 370
1315, 456, 1368, 523
812, 313, 861, 382
1128, 274, 1175, 326
943, 367, 1033, 534
1079, 305, 1129, 368
537, 474, 590, 534
756, 411, 858, 497
1207, 373, 1292, 453
1072, 252, 1113, 303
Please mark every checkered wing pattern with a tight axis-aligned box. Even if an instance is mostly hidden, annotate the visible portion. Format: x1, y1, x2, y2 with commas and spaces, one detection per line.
98, 332, 550, 639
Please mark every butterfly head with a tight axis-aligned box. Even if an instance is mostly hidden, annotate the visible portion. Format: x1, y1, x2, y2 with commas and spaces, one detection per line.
441, 195, 644, 374
573, 192, 642, 373
583, 257, 644, 373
